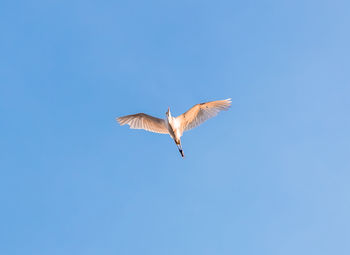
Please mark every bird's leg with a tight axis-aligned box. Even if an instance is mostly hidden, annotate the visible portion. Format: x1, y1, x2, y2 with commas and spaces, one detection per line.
177, 143, 184, 158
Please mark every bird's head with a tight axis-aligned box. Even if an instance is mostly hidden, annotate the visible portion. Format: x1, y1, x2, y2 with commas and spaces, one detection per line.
166, 107, 171, 118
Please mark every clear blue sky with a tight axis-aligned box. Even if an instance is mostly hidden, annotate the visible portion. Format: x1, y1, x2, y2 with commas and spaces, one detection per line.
1, 0, 350, 254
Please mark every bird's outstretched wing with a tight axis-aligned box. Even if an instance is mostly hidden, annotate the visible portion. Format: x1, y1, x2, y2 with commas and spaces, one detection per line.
117, 113, 168, 134
176, 99, 231, 132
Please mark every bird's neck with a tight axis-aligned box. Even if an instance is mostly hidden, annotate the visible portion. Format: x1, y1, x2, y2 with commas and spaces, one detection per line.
167, 115, 175, 124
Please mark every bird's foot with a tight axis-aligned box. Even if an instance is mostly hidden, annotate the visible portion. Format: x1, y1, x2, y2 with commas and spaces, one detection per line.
179, 149, 185, 158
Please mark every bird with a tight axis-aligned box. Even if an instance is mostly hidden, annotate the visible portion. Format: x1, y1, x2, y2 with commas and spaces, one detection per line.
116, 98, 231, 157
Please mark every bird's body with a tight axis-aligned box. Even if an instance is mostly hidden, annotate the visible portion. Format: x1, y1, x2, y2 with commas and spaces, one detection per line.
166, 115, 181, 143
165, 114, 184, 156
117, 98, 231, 157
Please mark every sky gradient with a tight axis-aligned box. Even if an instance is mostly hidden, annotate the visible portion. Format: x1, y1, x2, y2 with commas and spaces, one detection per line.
1, 0, 350, 254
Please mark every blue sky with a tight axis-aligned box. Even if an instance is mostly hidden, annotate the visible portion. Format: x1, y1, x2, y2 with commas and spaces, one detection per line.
1, 0, 350, 254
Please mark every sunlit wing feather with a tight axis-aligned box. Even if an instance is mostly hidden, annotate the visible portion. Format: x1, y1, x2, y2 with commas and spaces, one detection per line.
177, 98, 231, 132
117, 113, 168, 134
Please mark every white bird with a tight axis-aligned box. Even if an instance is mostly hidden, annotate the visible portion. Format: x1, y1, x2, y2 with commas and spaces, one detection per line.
116, 98, 231, 157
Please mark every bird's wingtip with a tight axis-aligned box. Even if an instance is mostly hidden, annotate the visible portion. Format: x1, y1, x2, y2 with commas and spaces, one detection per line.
116, 117, 122, 125
224, 98, 232, 109
224, 98, 232, 105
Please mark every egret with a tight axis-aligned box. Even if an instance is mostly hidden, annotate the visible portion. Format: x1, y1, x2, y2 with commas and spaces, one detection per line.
116, 98, 231, 157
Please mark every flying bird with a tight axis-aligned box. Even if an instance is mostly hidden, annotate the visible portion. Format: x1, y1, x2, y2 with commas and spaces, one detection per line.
116, 98, 231, 157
